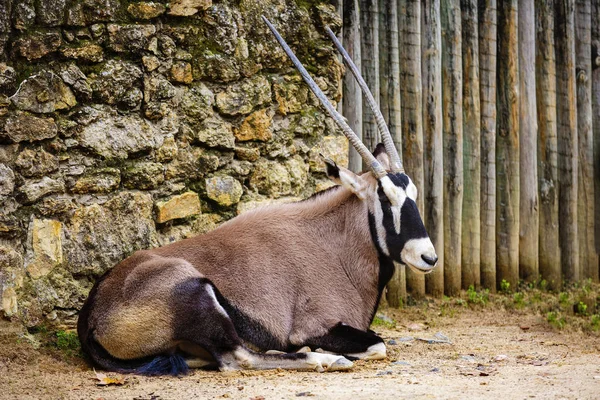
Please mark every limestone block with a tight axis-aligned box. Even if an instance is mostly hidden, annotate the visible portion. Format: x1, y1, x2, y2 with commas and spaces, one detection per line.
308, 135, 349, 172
12, 0, 36, 30
4, 112, 57, 142
91, 60, 143, 109
156, 192, 201, 223
127, 2, 166, 19
19, 177, 65, 203
76, 110, 164, 159
274, 77, 309, 115
235, 109, 273, 142
64, 192, 157, 275
180, 83, 214, 120
168, 0, 212, 16
234, 146, 260, 162
0, 164, 15, 196
13, 31, 62, 60
122, 162, 165, 190
215, 75, 271, 116
56, 64, 93, 101
37, 0, 67, 26
70, 168, 121, 194
107, 24, 156, 53
0, 63, 16, 95
0, 246, 24, 311
249, 159, 292, 198
61, 43, 104, 63
26, 219, 63, 279
1, 288, 17, 317
191, 116, 235, 149
15, 148, 59, 178
285, 155, 309, 194
205, 176, 243, 206
156, 136, 178, 162
170, 62, 193, 84
10, 71, 76, 113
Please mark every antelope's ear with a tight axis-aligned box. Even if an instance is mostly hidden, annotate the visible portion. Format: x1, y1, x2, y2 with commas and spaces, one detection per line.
324, 158, 367, 199
373, 143, 391, 171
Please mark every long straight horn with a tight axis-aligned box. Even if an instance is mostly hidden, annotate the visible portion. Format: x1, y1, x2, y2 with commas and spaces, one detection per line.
324, 26, 404, 174
262, 16, 387, 179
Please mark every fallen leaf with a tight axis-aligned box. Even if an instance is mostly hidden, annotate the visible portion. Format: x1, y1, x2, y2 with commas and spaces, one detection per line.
94, 369, 125, 386
519, 325, 530, 331
250, 397, 265, 400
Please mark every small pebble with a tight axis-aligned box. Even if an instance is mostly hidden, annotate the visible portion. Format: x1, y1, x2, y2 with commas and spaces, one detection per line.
376, 370, 393, 376
430, 367, 440, 372
391, 361, 411, 366
461, 355, 477, 362
388, 339, 398, 345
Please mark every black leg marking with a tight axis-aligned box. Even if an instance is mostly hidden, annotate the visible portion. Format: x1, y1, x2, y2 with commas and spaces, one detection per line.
170, 278, 311, 370
210, 285, 287, 351
170, 278, 243, 364
304, 323, 384, 357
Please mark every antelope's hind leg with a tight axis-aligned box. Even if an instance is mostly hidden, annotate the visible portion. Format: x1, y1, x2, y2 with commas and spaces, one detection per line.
173, 278, 353, 372
304, 323, 387, 360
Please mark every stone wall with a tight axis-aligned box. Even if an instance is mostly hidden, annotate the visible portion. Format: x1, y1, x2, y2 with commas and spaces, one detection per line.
0, 0, 348, 327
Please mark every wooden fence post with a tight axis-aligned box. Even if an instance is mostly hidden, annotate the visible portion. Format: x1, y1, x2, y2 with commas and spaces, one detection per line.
460, 0, 481, 289
441, 0, 463, 296
422, 0, 445, 297
379, 0, 407, 306
343, 0, 364, 173
518, 0, 539, 283
478, 0, 497, 291
399, 0, 426, 298
536, 0, 562, 289
361, 0, 381, 152
575, 0, 599, 281
555, 0, 580, 283
593, 0, 600, 278
496, 0, 520, 290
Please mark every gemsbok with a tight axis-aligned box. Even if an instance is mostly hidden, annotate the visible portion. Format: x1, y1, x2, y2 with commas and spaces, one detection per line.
77, 16, 438, 375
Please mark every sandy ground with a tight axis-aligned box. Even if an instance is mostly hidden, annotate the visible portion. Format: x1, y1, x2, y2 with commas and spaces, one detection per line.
1, 306, 599, 400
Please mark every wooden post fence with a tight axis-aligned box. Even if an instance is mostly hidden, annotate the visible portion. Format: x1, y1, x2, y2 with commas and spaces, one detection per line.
333, 0, 600, 298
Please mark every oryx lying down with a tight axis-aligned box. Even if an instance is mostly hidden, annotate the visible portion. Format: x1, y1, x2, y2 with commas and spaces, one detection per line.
77, 17, 438, 375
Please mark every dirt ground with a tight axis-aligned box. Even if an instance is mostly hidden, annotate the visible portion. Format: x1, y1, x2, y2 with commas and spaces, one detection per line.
1, 305, 599, 400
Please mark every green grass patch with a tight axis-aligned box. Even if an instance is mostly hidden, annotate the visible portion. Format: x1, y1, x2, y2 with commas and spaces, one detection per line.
371, 314, 396, 330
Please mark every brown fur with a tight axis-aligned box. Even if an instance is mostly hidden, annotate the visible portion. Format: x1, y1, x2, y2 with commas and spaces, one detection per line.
83, 173, 383, 361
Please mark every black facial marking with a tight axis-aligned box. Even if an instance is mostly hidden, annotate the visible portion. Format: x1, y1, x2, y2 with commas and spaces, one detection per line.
367, 211, 396, 304
377, 174, 428, 264
304, 322, 383, 357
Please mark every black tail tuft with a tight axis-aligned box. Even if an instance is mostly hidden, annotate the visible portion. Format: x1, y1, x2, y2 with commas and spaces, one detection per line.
135, 353, 189, 376
81, 331, 189, 376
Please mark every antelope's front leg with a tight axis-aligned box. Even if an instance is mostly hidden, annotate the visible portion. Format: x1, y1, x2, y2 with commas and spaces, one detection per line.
303, 323, 387, 360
